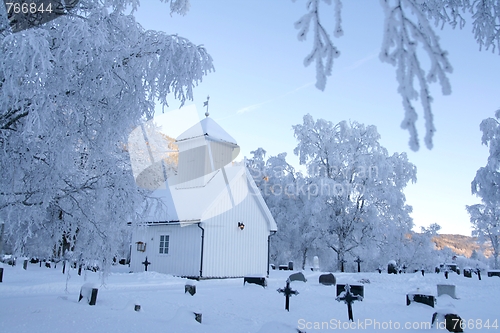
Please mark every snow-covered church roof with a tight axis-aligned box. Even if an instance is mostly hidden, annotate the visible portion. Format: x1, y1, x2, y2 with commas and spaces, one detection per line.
176, 117, 238, 145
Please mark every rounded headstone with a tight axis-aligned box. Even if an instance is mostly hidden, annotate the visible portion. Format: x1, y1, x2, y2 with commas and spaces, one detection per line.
319, 273, 336, 286
289, 272, 307, 282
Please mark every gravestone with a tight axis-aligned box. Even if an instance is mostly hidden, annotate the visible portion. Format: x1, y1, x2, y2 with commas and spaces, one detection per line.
289, 272, 307, 282
244, 276, 267, 288
79, 283, 98, 306
278, 265, 288, 270
270, 264, 276, 270
0, 267, 3, 282
339, 259, 347, 272
336, 284, 363, 321
406, 292, 435, 307
142, 257, 151, 272
45, 261, 51, 268
388, 260, 398, 274
288, 261, 294, 270
277, 279, 299, 311
23, 259, 28, 270
437, 284, 457, 299
432, 312, 464, 332
336, 284, 364, 298
463, 268, 472, 278
194, 312, 202, 323
134, 304, 141, 311
476, 267, 482, 280
313, 256, 319, 271
319, 273, 336, 286
185, 284, 196, 296
487, 270, 500, 277
354, 257, 363, 273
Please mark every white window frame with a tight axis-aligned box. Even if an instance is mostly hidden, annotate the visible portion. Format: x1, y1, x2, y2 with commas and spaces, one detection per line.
159, 235, 169, 254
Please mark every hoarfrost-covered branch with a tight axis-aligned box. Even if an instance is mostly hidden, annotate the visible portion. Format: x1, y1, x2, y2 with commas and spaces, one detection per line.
380, 0, 452, 151
294, 0, 341, 90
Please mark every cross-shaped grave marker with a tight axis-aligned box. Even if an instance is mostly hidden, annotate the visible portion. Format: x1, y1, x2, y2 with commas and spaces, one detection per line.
339, 259, 347, 272
336, 283, 363, 321
354, 257, 363, 273
277, 279, 299, 311
142, 257, 151, 272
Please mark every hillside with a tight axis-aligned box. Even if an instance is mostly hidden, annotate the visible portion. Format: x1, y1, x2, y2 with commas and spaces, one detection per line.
432, 234, 493, 258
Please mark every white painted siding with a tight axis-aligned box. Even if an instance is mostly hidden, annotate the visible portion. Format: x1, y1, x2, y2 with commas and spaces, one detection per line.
130, 223, 202, 277
202, 171, 269, 278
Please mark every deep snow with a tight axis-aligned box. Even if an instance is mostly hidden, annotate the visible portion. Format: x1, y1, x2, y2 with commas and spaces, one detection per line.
0, 263, 499, 332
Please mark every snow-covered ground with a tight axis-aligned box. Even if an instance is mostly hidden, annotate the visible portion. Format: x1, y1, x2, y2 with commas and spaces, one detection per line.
0, 263, 499, 332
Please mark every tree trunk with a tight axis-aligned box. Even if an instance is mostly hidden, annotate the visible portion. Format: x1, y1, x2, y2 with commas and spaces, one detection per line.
301, 247, 308, 270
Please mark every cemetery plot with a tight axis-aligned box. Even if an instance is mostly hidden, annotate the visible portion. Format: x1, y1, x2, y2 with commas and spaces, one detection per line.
0, 264, 499, 333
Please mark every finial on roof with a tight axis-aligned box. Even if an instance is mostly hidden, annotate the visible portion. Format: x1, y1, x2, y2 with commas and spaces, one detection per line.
203, 95, 210, 117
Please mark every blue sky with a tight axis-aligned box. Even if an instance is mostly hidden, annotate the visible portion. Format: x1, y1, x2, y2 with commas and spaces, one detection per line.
134, 0, 500, 236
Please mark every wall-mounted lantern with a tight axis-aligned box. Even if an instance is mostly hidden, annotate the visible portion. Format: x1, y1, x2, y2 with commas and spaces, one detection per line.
238, 222, 245, 230
136, 241, 146, 252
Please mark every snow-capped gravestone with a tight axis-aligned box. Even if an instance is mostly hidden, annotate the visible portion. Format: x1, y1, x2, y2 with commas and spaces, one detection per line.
487, 270, 500, 277
244, 276, 267, 288
388, 260, 398, 274
406, 289, 435, 308
432, 312, 464, 332
463, 268, 472, 278
289, 272, 306, 282
336, 284, 364, 298
437, 284, 457, 299
79, 283, 98, 306
319, 273, 336, 286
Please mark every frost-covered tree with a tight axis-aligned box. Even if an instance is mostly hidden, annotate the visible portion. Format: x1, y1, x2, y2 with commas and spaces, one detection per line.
292, 114, 417, 270
293, 0, 500, 151
247, 148, 320, 270
467, 110, 500, 269
0, 0, 213, 272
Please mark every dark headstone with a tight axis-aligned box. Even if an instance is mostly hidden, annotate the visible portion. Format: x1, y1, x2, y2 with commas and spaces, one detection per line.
406, 293, 435, 307
79, 284, 99, 306
278, 265, 288, 270
185, 284, 196, 296
194, 312, 202, 323
388, 262, 398, 274
319, 273, 336, 286
487, 270, 500, 277
23, 260, 28, 270
432, 312, 464, 332
30, 258, 39, 264
45, 262, 51, 268
119, 258, 127, 265
464, 269, 472, 278
337, 284, 364, 298
288, 261, 294, 270
289, 272, 307, 282
0, 267, 3, 282
134, 304, 141, 311
270, 264, 276, 270
244, 276, 267, 288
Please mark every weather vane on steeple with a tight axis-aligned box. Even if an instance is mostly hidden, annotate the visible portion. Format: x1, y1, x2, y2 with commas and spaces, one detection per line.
204, 96, 210, 117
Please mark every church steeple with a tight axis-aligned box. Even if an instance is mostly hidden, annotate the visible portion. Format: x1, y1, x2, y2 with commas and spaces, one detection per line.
174, 104, 240, 188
